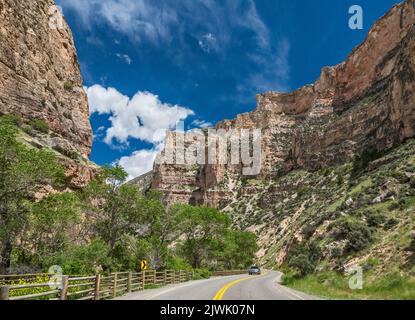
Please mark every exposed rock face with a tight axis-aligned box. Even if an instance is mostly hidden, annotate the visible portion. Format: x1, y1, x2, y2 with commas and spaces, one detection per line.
0, 0, 96, 188
129, 171, 154, 193
151, 0, 415, 208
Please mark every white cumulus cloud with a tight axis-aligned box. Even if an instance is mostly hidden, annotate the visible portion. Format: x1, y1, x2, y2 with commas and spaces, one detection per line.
86, 84, 194, 145
86, 84, 198, 178
117, 148, 159, 180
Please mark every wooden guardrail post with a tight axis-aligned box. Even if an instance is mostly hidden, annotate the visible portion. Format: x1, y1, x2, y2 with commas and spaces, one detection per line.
127, 272, 132, 293
0, 286, 10, 300
112, 273, 118, 298
94, 274, 101, 300
60, 276, 69, 300
0, 269, 248, 300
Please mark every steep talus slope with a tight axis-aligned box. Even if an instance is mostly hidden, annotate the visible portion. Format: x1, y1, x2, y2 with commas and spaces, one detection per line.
235, 139, 415, 274
0, 0, 97, 188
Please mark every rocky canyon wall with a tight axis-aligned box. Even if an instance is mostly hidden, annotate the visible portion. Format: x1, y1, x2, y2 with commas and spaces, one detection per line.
150, 0, 415, 208
0, 0, 97, 188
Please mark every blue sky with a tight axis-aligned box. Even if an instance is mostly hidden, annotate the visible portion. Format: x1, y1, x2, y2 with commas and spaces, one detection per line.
57, 0, 401, 178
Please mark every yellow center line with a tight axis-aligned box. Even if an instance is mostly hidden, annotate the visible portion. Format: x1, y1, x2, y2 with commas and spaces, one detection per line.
213, 271, 268, 300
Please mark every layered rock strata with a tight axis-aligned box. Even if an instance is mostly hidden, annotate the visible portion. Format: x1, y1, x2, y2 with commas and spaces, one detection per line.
150, 0, 415, 208
0, 0, 96, 188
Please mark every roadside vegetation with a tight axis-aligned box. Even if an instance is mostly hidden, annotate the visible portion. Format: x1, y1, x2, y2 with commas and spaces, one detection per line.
276, 141, 415, 300
0, 116, 257, 276
229, 136, 415, 300
281, 270, 415, 300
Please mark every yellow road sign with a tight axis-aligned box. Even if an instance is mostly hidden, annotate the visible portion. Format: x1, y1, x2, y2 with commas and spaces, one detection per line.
140, 259, 149, 271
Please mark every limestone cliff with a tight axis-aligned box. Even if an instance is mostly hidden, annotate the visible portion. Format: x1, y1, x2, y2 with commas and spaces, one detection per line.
151, 0, 415, 208
0, 0, 96, 188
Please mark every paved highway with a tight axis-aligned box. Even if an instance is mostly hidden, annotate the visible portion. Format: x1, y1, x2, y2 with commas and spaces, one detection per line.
116, 271, 317, 300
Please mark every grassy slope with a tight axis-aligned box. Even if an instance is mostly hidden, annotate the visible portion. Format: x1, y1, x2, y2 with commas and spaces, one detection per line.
283, 270, 415, 300
228, 139, 415, 299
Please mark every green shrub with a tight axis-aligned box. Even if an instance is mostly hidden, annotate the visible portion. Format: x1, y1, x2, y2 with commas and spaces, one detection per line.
165, 256, 192, 271
193, 268, 212, 280
384, 218, 399, 230
29, 119, 49, 133
331, 218, 372, 253
297, 186, 310, 198
331, 246, 343, 258
351, 149, 384, 177
302, 224, 317, 240
286, 243, 321, 276
322, 168, 331, 176
64, 81, 74, 91
0, 114, 23, 126
388, 202, 400, 211
280, 266, 301, 285
288, 254, 316, 277
365, 212, 386, 228
409, 232, 415, 252
52, 239, 112, 275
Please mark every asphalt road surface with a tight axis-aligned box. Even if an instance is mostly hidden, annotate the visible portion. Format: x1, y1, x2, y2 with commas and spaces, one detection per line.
116, 271, 317, 300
